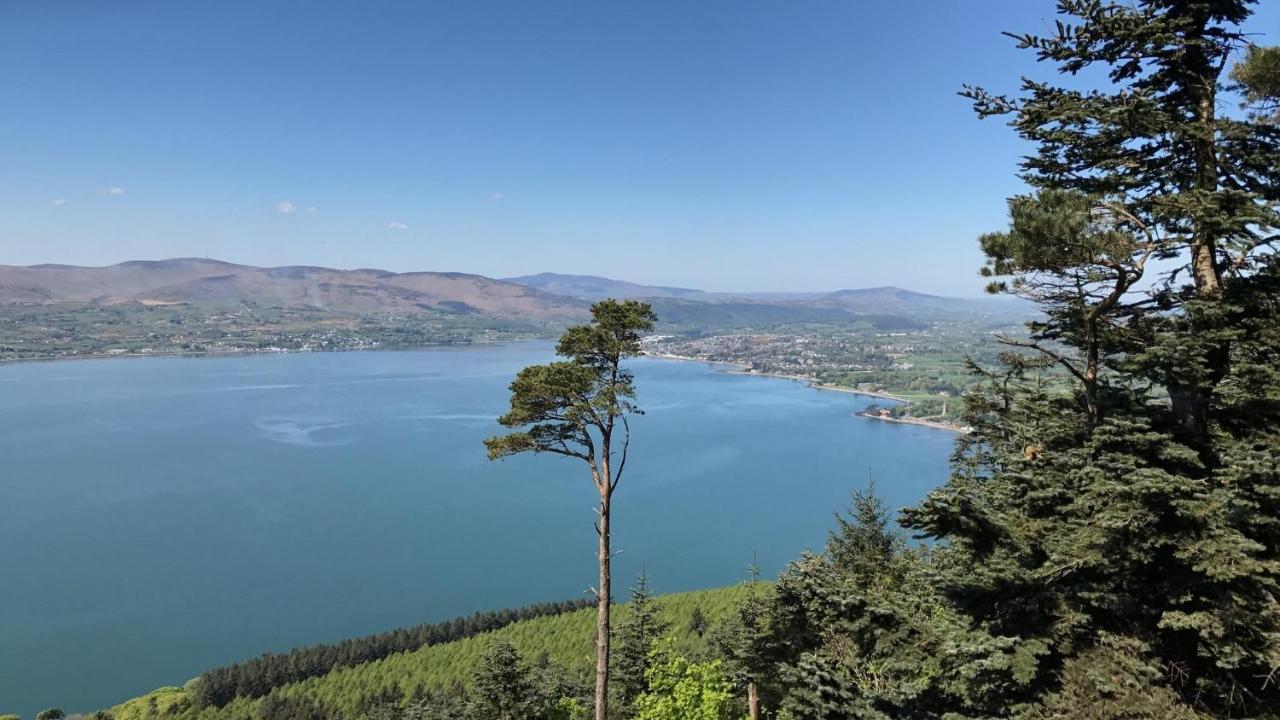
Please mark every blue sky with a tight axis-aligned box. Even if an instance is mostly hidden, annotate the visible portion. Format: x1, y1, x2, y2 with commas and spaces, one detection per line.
2, 1, 1276, 295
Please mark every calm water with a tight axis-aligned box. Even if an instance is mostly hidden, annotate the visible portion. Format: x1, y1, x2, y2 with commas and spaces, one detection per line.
0, 343, 953, 716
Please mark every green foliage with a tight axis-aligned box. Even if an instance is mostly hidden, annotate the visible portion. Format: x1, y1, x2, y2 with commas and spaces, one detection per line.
1022, 634, 1206, 720
688, 607, 708, 639
0, 715, 20, 720
192, 598, 589, 707
887, 1, 1280, 717
1231, 44, 1280, 120
110, 688, 192, 720
758, 487, 983, 718
633, 639, 737, 720
466, 641, 542, 720
545, 696, 588, 720
258, 694, 336, 720
612, 571, 672, 715
35, 711, 63, 720
485, 299, 655, 465
104, 587, 748, 720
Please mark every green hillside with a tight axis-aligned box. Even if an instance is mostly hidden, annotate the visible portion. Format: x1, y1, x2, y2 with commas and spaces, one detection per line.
109, 586, 751, 720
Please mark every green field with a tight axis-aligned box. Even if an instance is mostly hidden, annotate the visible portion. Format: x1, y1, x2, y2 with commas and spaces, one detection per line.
108, 585, 752, 720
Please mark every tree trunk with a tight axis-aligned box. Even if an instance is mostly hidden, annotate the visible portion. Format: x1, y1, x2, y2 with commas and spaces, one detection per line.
1083, 316, 1101, 429
595, 487, 612, 720
1169, 22, 1224, 447
747, 681, 760, 720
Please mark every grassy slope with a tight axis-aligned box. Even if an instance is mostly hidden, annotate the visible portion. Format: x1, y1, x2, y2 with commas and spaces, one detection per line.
111, 586, 752, 720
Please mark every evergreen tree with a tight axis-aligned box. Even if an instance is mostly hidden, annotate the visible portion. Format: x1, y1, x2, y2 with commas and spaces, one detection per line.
714, 561, 770, 720
467, 640, 542, 720
688, 607, 708, 639
760, 486, 968, 719
258, 694, 336, 720
486, 299, 657, 720
901, 1, 1280, 716
611, 569, 671, 716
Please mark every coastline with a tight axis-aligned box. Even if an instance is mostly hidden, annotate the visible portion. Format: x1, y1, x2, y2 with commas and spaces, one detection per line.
4, 344, 970, 434
856, 411, 969, 433
643, 351, 968, 433
0, 337, 544, 366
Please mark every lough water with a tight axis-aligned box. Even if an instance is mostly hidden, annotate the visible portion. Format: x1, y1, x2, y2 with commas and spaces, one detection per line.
0, 343, 953, 716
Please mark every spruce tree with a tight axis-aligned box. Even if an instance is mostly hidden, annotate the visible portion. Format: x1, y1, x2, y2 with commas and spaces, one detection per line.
714, 561, 770, 720
611, 570, 670, 716
468, 640, 542, 720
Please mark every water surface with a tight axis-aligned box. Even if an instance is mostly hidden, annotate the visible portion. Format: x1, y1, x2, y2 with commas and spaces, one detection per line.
0, 344, 953, 715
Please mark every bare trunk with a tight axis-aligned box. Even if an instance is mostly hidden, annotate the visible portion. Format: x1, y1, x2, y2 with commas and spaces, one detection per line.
747, 681, 760, 720
594, 487, 612, 720
1188, 15, 1222, 299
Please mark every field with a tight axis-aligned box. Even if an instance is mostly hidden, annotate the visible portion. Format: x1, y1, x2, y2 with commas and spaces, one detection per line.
108, 585, 753, 720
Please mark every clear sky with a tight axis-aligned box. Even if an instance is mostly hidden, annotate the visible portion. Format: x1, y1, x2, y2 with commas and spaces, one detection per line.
2, 1, 1276, 295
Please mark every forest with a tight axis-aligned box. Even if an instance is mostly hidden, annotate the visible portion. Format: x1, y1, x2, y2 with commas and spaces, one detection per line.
16, 1, 1280, 719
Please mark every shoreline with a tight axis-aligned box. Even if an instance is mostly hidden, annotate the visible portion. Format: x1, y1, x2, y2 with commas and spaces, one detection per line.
643, 351, 968, 433
4, 343, 970, 434
0, 337, 545, 366
856, 411, 969, 433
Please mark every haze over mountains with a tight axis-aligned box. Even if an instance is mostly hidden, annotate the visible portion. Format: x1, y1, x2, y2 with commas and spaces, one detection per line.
0, 259, 1020, 323
0, 258, 587, 320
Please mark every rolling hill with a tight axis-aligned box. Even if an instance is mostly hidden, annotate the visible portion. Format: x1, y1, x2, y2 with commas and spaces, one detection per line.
0, 259, 588, 320
502, 272, 710, 301
644, 297, 924, 331
506, 272, 1026, 319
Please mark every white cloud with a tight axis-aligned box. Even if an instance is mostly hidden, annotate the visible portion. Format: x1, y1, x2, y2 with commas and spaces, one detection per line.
491, 192, 505, 201
99, 187, 126, 196
276, 201, 297, 214
52, 198, 67, 206
306, 206, 317, 213
386, 221, 408, 230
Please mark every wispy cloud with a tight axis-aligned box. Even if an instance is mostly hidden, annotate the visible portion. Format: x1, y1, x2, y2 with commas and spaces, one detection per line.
491, 192, 505, 201
276, 201, 297, 214
306, 206, 317, 213
386, 221, 408, 230
99, 187, 126, 196
52, 198, 67, 206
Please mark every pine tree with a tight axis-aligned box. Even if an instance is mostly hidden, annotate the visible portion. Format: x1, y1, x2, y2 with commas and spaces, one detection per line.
486, 299, 657, 720
483, 297, 655, 717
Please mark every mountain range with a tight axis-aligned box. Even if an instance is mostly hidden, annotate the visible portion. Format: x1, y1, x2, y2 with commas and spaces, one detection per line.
0, 258, 587, 320
0, 260, 1020, 324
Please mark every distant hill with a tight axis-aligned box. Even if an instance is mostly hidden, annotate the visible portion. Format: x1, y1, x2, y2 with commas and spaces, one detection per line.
506, 273, 1026, 320
502, 272, 709, 301
789, 286, 968, 315
0, 261, 1025, 334
0, 259, 588, 320
645, 297, 923, 331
